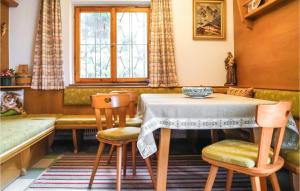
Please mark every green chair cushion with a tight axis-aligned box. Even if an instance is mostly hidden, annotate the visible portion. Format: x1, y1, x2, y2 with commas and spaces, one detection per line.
97, 127, 140, 141
115, 117, 143, 127
202, 139, 272, 168
0, 115, 56, 155
55, 115, 96, 125
281, 149, 300, 166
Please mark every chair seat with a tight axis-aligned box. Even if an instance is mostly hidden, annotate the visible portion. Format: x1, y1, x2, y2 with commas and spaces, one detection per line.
115, 117, 143, 127
281, 149, 300, 166
97, 127, 140, 141
202, 139, 273, 168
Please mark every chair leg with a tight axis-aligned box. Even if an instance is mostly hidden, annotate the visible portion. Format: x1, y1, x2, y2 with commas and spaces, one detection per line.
123, 144, 127, 176
132, 141, 137, 175
145, 157, 156, 189
269, 173, 280, 191
89, 143, 105, 188
225, 170, 233, 191
260, 177, 267, 191
250, 176, 261, 191
116, 146, 123, 191
204, 165, 219, 191
106, 145, 115, 164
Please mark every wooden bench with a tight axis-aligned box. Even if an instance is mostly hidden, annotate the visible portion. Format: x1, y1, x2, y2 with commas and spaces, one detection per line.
0, 116, 56, 189
54, 115, 97, 153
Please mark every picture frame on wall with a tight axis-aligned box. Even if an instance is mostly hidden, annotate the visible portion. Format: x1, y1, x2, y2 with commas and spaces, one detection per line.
193, 0, 226, 40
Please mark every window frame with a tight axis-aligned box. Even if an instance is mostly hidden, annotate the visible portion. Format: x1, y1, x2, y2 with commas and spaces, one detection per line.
74, 6, 150, 84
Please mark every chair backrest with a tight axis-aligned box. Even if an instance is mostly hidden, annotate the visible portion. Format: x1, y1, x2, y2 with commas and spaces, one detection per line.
255, 101, 292, 168
91, 93, 130, 131
110, 91, 139, 118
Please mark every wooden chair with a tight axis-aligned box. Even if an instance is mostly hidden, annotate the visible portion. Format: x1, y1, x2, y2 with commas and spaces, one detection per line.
202, 101, 292, 191
88, 93, 155, 190
106, 91, 142, 166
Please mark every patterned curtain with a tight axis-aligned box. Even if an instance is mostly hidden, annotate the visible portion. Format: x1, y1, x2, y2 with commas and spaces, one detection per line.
149, 0, 178, 87
31, 0, 64, 90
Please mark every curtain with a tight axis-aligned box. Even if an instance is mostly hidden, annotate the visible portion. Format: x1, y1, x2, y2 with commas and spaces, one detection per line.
31, 0, 64, 90
149, 0, 178, 87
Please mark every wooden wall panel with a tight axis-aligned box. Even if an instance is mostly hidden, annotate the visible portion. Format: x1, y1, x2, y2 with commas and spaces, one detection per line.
1, 3, 9, 71
24, 89, 94, 114
234, 0, 299, 90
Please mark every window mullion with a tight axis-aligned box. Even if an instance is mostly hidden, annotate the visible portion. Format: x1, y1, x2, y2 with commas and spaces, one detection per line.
111, 8, 117, 82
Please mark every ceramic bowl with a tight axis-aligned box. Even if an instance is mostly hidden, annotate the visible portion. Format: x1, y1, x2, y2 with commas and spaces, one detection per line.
182, 87, 213, 98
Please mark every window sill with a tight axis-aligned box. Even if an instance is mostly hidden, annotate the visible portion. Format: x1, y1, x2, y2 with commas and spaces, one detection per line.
69, 82, 149, 88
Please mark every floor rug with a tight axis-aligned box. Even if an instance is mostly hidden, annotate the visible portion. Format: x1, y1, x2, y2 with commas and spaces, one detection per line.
27, 154, 251, 190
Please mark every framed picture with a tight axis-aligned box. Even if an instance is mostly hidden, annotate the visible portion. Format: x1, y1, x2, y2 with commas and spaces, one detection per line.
193, 0, 226, 40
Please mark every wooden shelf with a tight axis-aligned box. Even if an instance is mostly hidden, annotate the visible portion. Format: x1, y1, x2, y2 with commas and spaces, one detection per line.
1, 0, 19, 7
244, 0, 283, 19
0, 85, 30, 89
237, 0, 285, 29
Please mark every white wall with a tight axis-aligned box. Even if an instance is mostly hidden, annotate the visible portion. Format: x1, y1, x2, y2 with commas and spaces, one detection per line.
9, 0, 234, 86
9, 0, 40, 72
173, 0, 234, 86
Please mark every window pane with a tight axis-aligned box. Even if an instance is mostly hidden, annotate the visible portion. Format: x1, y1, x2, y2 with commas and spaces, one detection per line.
117, 12, 148, 78
80, 12, 111, 78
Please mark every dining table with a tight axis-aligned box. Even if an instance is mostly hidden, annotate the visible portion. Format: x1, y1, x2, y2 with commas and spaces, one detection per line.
136, 93, 298, 191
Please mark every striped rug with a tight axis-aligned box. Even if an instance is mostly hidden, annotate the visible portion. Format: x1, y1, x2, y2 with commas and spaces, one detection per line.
28, 154, 251, 191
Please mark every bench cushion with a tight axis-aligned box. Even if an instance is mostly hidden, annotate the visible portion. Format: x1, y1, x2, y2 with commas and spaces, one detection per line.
0, 115, 56, 155
202, 139, 272, 168
281, 149, 300, 166
97, 127, 140, 141
254, 89, 300, 118
64, 87, 183, 105
55, 115, 96, 126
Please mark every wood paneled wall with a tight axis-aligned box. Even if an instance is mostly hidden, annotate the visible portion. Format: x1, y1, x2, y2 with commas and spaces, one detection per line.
1, 3, 9, 71
234, 0, 299, 90
24, 89, 94, 115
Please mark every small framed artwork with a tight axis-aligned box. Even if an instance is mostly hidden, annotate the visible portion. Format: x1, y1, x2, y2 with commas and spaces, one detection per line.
193, 0, 226, 40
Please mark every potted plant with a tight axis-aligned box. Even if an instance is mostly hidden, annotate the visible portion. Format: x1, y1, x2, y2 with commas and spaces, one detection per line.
0, 69, 15, 86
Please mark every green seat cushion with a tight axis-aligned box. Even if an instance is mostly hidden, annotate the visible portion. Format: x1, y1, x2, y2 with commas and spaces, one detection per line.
202, 139, 273, 168
97, 127, 140, 141
0, 116, 56, 155
281, 149, 300, 166
115, 117, 143, 127
55, 115, 96, 125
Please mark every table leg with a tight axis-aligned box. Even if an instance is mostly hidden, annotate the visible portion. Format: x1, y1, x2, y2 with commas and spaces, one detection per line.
156, 128, 171, 191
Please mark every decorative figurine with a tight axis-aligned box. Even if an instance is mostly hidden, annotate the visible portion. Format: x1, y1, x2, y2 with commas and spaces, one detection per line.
224, 52, 237, 86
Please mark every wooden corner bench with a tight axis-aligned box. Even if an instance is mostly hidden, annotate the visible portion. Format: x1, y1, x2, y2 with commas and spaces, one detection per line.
0, 115, 56, 189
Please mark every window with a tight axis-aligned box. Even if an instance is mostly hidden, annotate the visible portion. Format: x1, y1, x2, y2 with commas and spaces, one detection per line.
74, 7, 149, 83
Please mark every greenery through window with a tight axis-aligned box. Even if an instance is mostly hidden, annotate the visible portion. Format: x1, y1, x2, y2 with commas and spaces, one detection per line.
75, 7, 149, 83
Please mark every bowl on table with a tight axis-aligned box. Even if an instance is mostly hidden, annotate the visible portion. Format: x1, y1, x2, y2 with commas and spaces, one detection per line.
182, 87, 213, 98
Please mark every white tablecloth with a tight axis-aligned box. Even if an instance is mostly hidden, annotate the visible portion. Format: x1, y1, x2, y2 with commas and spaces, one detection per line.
137, 93, 298, 159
